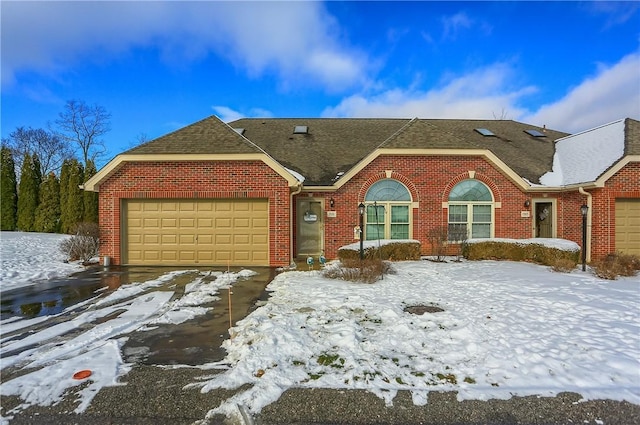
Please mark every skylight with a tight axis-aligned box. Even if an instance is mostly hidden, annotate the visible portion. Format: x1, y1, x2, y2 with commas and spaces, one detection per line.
525, 129, 546, 137
474, 128, 495, 136
233, 128, 245, 135
293, 125, 308, 134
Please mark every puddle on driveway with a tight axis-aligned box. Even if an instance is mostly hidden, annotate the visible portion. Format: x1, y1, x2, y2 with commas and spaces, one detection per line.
1, 265, 277, 366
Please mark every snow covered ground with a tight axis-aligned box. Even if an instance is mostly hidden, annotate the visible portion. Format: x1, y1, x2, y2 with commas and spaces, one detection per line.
1, 232, 639, 424
0, 232, 85, 292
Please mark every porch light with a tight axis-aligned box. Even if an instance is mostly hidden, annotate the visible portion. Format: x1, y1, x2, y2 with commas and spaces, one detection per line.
581, 204, 588, 271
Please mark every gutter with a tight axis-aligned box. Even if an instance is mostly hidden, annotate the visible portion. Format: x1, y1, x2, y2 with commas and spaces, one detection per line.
579, 187, 592, 262
289, 182, 303, 266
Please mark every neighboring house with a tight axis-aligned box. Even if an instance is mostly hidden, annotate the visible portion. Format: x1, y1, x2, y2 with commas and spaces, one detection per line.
84, 117, 639, 267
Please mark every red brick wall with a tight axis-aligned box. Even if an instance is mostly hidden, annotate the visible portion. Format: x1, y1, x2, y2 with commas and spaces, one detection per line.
308, 155, 539, 259
97, 160, 291, 266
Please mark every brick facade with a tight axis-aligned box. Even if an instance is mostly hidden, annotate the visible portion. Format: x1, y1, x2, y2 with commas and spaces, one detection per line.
299, 155, 536, 259
97, 156, 637, 266
296, 156, 639, 261
98, 160, 291, 266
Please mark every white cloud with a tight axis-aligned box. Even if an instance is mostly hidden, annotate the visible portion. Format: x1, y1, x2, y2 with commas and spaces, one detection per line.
521, 52, 640, 133
324, 52, 640, 134
322, 62, 534, 119
1, 1, 367, 92
212, 106, 273, 123
441, 12, 473, 40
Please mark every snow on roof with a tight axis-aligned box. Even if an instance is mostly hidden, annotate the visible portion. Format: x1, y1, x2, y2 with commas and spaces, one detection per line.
285, 167, 305, 183
540, 119, 625, 186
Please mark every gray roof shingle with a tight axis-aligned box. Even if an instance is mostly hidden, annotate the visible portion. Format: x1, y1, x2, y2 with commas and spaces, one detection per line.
123, 115, 580, 185
125, 115, 264, 155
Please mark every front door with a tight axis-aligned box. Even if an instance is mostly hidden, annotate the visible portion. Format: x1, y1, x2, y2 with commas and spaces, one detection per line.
297, 199, 324, 257
535, 201, 554, 238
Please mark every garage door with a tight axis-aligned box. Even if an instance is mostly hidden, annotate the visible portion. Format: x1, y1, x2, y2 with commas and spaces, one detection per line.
125, 199, 269, 266
615, 199, 640, 256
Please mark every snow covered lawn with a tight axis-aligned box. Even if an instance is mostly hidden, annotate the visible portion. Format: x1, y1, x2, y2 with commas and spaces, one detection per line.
0, 232, 85, 292
196, 260, 640, 419
1, 232, 639, 423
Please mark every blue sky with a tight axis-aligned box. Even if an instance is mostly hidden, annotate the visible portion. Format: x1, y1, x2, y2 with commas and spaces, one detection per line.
2, 1, 639, 167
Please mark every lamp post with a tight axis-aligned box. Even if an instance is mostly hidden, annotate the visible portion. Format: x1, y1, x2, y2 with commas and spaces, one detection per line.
581, 204, 588, 271
358, 202, 365, 260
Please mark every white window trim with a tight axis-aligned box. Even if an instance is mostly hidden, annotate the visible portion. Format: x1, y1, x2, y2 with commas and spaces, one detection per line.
447, 201, 495, 239
364, 201, 412, 240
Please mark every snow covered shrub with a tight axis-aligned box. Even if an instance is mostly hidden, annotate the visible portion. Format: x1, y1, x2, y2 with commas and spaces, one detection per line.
550, 258, 577, 273
322, 258, 394, 284
592, 252, 640, 280
59, 222, 100, 264
462, 240, 579, 266
337, 241, 420, 262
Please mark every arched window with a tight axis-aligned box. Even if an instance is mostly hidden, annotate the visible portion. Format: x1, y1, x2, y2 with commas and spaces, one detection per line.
448, 179, 493, 240
364, 179, 412, 240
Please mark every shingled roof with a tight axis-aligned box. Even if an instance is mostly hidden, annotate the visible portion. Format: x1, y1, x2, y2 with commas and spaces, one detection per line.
227, 118, 412, 185
229, 117, 569, 185
123, 115, 573, 186
125, 115, 264, 155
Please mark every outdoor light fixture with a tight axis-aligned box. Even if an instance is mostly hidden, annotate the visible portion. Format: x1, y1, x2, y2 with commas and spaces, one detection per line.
524, 200, 531, 208
330, 197, 335, 208
581, 204, 588, 271
358, 202, 365, 260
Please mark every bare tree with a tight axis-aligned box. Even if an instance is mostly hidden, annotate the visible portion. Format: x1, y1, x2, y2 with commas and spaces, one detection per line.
55, 100, 111, 166
2, 127, 72, 176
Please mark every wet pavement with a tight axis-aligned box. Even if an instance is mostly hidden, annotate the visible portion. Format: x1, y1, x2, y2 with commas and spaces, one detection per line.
1, 264, 277, 366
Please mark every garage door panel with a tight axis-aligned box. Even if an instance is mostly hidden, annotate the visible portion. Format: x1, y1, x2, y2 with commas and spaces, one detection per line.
234, 218, 250, 228
233, 234, 249, 244
125, 199, 269, 266
216, 218, 232, 228
253, 234, 268, 244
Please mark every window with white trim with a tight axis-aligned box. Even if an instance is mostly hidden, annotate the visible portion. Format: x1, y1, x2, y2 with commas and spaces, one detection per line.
364, 179, 412, 240
448, 179, 493, 241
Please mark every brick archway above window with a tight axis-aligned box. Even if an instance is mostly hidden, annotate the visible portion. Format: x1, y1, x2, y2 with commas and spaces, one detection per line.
442, 172, 502, 204
358, 171, 419, 203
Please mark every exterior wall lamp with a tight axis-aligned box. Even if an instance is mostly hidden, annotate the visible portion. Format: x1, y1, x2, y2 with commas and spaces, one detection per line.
358, 202, 365, 260
581, 204, 588, 271
330, 197, 335, 208
524, 200, 531, 208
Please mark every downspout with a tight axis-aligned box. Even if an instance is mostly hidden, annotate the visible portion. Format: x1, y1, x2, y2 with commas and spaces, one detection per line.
289, 182, 303, 267
578, 187, 592, 262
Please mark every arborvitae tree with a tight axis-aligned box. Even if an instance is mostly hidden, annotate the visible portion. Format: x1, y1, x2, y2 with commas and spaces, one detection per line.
34, 172, 61, 233
1, 146, 18, 230
82, 159, 98, 224
59, 159, 71, 233
32, 153, 43, 186
64, 159, 84, 233
16, 153, 41, 231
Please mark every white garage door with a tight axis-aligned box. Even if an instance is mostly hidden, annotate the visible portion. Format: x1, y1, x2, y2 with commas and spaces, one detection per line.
124, 199, 269, 266
615, 199, 640, 256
